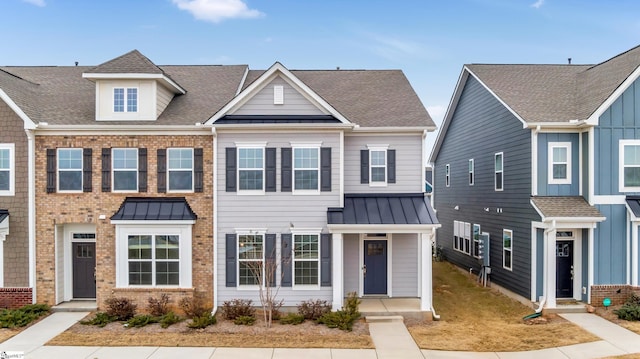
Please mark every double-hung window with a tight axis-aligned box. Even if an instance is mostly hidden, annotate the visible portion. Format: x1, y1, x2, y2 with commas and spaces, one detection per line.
113, 148, 138, 191
128, 234, 180, 286
0, 144, 14, 196
445, 164, 450, 187
463, 222, 471, 254
370, 149, 387, 185
548, 143, 571, 184
620, 140, 640, 191
167, 148, 193, 192
238, 234, 264, 286
238, 147, 264, 192
469, 159, 474, 186
503, 229, 513, 270
453, 220, 459, 250
58, 148, 83, 191
293, 234, 319, 287
293, 147, 319, 192
495, 152, 503, 191
113, 88, 138, 113
473, 224, 481, 258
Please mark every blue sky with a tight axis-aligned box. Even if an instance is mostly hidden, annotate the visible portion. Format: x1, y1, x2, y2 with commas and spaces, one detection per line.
3, 0, 640, 153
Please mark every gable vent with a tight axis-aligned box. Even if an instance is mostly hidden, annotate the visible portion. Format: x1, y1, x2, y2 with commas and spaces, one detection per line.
274, 85, 284, 105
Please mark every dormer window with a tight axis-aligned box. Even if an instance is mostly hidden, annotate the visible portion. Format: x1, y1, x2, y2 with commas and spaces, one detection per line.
114, 88, 138, 113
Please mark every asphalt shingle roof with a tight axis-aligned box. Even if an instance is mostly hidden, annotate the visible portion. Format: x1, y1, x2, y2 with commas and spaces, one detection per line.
531, 196, 604, 219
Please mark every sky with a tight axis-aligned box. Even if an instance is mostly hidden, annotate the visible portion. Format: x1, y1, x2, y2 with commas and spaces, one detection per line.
2, 0, 640, 156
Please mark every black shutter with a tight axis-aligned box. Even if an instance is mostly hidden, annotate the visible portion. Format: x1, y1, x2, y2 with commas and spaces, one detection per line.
281, 148, 292, 192
387, 149, 396, 184
320, 233, 331, 287
138, 148, 147, 192
225, 147, 236, 192
321, 147, 331, 192
101, 148, 111, 192
360, 149, 369, 184
225, 234, 237, 287
194, 148, 203, 193
281, 234, 292, 287
265, 234, 277, 287
82, 148, 92, 192
157, 149, 166, 193
265, 148, 276, 192
46, 149, 56, 193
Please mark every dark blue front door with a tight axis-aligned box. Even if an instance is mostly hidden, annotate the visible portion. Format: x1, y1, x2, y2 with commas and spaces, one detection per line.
556, 241, 573, 299
364, 240, 387, 295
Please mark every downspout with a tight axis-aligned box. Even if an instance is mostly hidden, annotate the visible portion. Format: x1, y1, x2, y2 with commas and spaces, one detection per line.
536, 219, 557, 313
26, 129, 36, 303
429, 228, 440, 320
211, 126, 218, 315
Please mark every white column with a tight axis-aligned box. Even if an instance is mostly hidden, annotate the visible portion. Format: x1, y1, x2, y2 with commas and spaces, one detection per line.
632, 223, 638, 286
331, 233, 344, 310
420, 231, 432, 311
588, 227, 594, 304
545, 228, 557, 308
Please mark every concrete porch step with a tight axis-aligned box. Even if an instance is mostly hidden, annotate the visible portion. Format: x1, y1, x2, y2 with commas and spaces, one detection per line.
52, 300, 97, 313
365, 315, 404, 323
543, 302, 588, 314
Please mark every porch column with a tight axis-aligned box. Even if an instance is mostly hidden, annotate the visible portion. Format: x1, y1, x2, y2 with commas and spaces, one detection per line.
331, 233, 344, 310
545, 227, 557, 308
420, 231, 432, 311
632, 222, 638, 286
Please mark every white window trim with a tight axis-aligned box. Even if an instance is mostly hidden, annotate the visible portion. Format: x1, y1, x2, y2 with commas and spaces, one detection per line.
464, 222, 471, 255
469, 159, 474, 186
367, 145, 389, 187
57, 148, 83, 193
167, 148, 194, 193
292, 145, 320, 194
503, 229, 513, 271
445, 164, 450, 187
495, 152, 504, 191
0, 144, 15, 196
236, 231, 266, 290
292, 231, 321, 290
237, 145, 266, 195
112, 148, 138, 192
548, 142, 571, 185
473, 224, 481, 258
113, 87, 138, 113
453, 220, 459, 251
115, 224, 192, 288
619, 139, 640, 192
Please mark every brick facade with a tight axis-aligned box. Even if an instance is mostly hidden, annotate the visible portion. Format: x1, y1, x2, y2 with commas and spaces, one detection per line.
590, 285, 640, 306
0, 288, 32, 309
35, 134, 214, 311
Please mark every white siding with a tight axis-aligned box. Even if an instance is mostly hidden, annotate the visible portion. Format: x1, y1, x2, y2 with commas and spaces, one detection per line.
344, 134, 423, 193
156, 83, 174, 118
343, 234, 359, 295
96, 80, 155, 121
232, 76, 326, 116
391, 233, 419, 297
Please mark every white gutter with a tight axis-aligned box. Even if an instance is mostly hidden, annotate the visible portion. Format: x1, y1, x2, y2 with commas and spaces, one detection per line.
25, 129, 36, 303
429, 228, 440, 320
211, 126, 219, 315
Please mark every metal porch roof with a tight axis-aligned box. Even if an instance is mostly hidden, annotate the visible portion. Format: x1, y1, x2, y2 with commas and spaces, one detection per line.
111, 197, 197, 221
327, 193, 438, 225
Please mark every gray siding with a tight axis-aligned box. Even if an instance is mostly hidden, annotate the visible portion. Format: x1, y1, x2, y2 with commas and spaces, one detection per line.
232, 76, 325, 116
344, 135, 423, 193
594, 204, 628, 284
537, 133, 580, 196
391, 234, 418, 297
432, 76, 539, 299
343, 234, 359, 295
156, 84, 173, 118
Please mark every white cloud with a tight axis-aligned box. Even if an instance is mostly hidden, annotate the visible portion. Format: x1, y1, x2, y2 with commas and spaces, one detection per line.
22, 0, 45, 7
427, 105, 446, 124
172, 0, 263, 23
531, 0, 544, 9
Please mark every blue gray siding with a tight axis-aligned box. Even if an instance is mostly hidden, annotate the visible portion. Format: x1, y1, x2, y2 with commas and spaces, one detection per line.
433, 75, 539, 298
581, 132, 589, 202
537, 133, 580, 196
594, 204, 627, 284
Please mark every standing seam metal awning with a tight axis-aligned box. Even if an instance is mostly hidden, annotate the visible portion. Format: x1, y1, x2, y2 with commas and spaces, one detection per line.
327, 193, 439, 225
111, 197, 197, 221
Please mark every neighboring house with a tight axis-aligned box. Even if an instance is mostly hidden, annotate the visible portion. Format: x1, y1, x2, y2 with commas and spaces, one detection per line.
0, 50, 439, 314
430, 45, 640, 310
425, 165, 433, 194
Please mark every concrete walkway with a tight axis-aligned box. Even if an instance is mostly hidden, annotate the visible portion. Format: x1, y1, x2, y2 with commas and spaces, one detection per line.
1, 312, 640, 358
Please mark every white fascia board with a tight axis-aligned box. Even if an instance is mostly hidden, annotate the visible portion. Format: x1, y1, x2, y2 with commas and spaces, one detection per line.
35, 125, 211, 136
587, 65, 640, 126
327, 223, 441, 234
206, 62, 350, 125
212, 123, 353, 131
0, 89, 37, 129
110, 220, 196, 225
525, 122, 593, 130
236, 67, 249, 96
349, 126, 435, 134
81, 73, 185, 94
429, 68, 468, 163
625, 202, 640, 222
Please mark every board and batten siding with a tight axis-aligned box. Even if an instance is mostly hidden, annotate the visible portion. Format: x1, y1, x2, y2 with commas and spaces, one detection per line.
216, 132, 340, 305
344, 134, 423, 193
231, 76, 326, 116
156, 83, 173, 118
536, 133, 580, 196
582, 132, 590, 203
593, 204, 628, 284
433, 75, 538, 299
391, 234, 419, 297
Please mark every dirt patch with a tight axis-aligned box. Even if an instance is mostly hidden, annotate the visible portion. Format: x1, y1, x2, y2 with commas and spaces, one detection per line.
595, 306, 640, 335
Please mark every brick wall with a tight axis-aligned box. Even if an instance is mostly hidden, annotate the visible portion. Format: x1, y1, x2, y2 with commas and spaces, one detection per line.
0, 288, 33, 309
35, 134, 214, 310
591, 285, 640, 306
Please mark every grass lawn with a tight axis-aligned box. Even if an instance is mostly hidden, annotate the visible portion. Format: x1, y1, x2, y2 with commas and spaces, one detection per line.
408, 261, 600, 352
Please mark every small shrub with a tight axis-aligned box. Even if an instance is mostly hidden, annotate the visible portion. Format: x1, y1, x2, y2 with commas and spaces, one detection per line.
126, 314, 158, 328
233, 315, 256, 326
279, 313, 305, 325
0, 303, 50, 328
187, 313, 217, 329
105, 297, 137, 321
221, 299, 255, 320
179, 292, 211, 319
297, 299, 331, 320
148, 293, 171, 317
159, 311, 183, 328
343, 292, 361, 316
317, 310, 359, 331
80, 312, 117, 327
20, 304, 50, 315
615, 294, 640, 321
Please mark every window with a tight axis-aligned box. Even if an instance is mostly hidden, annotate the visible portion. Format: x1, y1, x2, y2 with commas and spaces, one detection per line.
445, 164, 450, 187
238, 147, 264, 191
127, 234, 180, 286
453, 220, 459, 250
112, 148, 138, 191
468, 159, 474, 186
620, 140, 640, 191
473, 224, 481, 258
114, 88, 137, 113
495, 152, 503, 191
503, 229, 512, 270
58, 148, 83, 191
370, 149, 387, 185
294, 147, 319, 191
238, 234, 264, 286
0, 144, 14, 196
361, 146, 395, 186
548, 143, 571, 184
293, 234, 320, 286
464, 222, 471, 255
167, 148, 193, 192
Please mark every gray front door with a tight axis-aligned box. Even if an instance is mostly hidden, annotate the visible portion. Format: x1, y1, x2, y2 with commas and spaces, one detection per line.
73, 242, 96, 298
364, 240, 387, 295
556, 241, 573, 299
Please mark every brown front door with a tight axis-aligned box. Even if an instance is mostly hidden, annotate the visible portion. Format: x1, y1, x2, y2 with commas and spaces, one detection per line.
73, 242, 96, 298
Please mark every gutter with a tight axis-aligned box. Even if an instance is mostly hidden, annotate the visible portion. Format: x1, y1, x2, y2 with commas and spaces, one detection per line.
211, 126, 219, 316
25, 129, 36, 303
